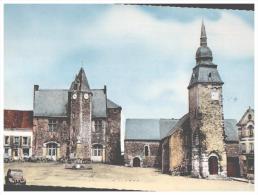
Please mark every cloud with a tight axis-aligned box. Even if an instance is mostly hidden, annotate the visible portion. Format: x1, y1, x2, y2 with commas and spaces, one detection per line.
81, 6, 253, 60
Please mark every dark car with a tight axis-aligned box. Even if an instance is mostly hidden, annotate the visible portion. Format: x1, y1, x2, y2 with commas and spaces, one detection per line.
5, 169, 26, 185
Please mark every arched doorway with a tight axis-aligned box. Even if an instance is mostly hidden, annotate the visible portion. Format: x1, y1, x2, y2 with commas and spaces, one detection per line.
133, 157, 141, 167
46, 143, 58, 160
91, 144, 103, 162
209, 156, 218, 175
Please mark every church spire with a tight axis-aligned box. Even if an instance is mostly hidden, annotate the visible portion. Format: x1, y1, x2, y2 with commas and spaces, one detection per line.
70, 67, 91, 92
200, 20, 207, 47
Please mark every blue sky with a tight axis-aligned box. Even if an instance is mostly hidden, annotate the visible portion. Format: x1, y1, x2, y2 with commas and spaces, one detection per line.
4, 4, 254, 123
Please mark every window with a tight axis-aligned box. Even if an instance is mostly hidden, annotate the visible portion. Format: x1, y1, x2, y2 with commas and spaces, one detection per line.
94, 120, 102, 132
47, 143, 57, 156
241, 143, 246, 153
14, 137, 20, 145
248, 125, 254, 137
248, 114, 252, 120
194, 132, 199, 146
23, 148, 29, 156
48, 119, 57, 131
250, 143, 254, 153
4, 148, 9, 154
92, 144, 103, 156
14, 149, 18, 157
144, 146, 149, 156
23, 137, 28, 145
5, 136, 9, 145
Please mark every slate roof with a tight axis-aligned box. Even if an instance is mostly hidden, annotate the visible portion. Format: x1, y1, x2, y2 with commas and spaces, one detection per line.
125, 115, 238, 142
92, 89, 107, 118
107, 99, 121, 109
125, 119, 178, 141
34, 89, 113, 118
188, 65, 224, 88
224, 119, 238, 142
165, 113, 190, 138
34, 90, 68, 117
69, 68, 91, 92
4, 110, 33, 129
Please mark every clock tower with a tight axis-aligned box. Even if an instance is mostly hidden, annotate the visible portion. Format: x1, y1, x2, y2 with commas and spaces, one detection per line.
188, 22, 227, 178
69, 68, 92, 160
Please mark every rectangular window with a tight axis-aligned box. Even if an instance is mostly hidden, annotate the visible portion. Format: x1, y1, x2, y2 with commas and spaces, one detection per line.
241, 143, 246, 153
23, 137, 28, 145
5, 148, 9, 154
14, 149, 18, 157
23, 148, 29, 156
48, 119, 57, 131
94, 120, 102, 132
250, 143, 254, 153
5, 136, 9, 145
14, 137, 20, 145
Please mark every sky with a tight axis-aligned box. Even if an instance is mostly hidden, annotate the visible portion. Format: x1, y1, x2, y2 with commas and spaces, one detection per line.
4, 4, 254, 124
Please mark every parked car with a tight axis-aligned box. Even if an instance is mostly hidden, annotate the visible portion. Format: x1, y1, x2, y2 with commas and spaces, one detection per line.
5, 169, 26, 185
23, 154, 30, 162
4, 154, 12, 163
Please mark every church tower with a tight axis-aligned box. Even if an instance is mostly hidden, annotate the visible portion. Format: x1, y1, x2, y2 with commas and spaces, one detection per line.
188, 22, 227, 178
68, 68, 92, 160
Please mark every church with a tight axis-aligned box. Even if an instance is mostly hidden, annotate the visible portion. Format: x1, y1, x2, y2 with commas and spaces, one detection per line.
32, 68, 122, 164
124, 22, 242, 178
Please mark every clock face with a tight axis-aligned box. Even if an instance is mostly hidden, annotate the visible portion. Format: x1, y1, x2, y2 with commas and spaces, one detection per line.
72, 93, 77, 99
84, 93, 89, 99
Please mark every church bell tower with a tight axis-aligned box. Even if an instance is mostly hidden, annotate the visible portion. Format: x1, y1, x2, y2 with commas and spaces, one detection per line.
68, 68, 92, 160
188, 22, 227, 178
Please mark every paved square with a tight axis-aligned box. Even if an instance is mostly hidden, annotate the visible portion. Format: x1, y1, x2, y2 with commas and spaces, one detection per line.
4, 162, 254, 191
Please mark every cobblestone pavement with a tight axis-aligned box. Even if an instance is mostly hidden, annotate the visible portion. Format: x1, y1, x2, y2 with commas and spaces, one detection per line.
4, 162, 254, 191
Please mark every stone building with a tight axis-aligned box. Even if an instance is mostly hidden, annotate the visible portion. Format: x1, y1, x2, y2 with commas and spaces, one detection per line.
32, 68, 122, 164
124, 119, 177, 167
4, 110, 33, 160
237, 107, 254, 178
124, 22, 244, 178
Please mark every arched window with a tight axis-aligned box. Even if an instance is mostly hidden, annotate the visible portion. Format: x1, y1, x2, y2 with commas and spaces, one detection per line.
47, 143, 57, 158
248, 114, 252, 120
144, 146, 149, 156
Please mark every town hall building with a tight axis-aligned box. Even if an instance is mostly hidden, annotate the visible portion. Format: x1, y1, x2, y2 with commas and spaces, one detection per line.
124, 22, 248, 178
32, 68, 122, 164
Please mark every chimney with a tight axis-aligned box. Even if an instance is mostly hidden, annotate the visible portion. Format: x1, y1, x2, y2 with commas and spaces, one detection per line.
34, 85, 39, 91
104, 85, 107, 94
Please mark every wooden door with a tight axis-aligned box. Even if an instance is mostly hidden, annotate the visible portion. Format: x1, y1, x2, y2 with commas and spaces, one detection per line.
209, 156, 218, 175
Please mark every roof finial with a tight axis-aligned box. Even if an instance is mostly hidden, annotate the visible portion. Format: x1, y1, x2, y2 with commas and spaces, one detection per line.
200, 20, 207, 47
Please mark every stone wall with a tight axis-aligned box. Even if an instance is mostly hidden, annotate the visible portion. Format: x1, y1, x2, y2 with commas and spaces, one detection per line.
161, 137, 169, 173
169, 129, 186, 174
32, 117, 69, 158
225, 142, 240, 157
106, 108, 122, 164
124, 140, 161, 167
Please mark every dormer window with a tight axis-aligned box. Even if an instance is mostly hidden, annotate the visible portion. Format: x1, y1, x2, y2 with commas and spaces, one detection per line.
248, 114, 252, 120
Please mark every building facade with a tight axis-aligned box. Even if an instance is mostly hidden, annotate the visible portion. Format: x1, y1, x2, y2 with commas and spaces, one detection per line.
32, 68, 122, 164
124, 23, 246, 179
237, 107, 254, 178
4, 110, 33, 160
